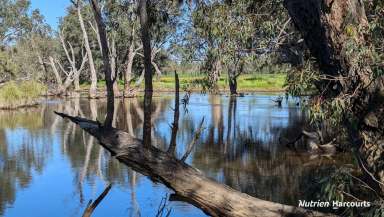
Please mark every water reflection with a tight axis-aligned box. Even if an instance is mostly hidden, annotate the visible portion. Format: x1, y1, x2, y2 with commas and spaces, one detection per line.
0, 94, 350, 216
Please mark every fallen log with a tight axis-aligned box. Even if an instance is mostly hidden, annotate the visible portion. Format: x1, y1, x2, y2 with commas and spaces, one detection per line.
55, 111, 336, 217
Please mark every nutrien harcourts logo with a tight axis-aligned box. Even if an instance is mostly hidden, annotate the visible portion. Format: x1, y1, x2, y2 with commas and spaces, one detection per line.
298, 200, 371, 209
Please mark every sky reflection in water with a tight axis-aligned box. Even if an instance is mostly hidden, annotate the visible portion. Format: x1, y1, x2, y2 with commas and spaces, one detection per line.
0, 93, 349, 217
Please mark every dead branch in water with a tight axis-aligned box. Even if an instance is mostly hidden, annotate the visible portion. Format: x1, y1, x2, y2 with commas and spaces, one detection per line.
82, 184, 112, 217
55, 110, 335, 217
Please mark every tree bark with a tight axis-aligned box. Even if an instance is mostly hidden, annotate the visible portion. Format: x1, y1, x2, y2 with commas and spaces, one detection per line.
123, 42, 138, 98
284, 0, 384, 192
74, 75, 80, 91
151, 47, 162, 79
228, 69, 238, 95
88, 0, 114, 128
76, 0, 98, 99
167, 72, 179, 155
139, 0, 153, 147
110, 37, 120, 97
58, 31, 85, 92
54, 111, 336, 217
139, 0, 153, 93
209, 58, 221, 93
48, 56, 65, 93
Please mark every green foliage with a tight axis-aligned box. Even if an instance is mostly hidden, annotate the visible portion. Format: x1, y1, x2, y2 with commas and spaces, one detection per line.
317, 167, 384, 217
0, 49, 19, 80
0, 0, 55, 85
188, 0, 291, 92
367, 1, 384, 79
284, 60, 319, 96
0, 80, 46, 108
0, 0, 31, 44
318, 167, 352, 202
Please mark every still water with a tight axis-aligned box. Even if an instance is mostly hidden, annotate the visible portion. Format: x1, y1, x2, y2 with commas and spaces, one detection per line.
0, 93, 349, 217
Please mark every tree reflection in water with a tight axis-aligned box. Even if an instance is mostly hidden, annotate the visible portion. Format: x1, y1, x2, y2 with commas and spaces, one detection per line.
0, 94, 352, 216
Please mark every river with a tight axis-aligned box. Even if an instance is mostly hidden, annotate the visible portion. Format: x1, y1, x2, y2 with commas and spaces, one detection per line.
0, 93, 350, 217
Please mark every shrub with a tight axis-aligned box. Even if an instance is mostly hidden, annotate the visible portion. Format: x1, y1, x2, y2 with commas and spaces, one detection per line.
0, 80, 46, 109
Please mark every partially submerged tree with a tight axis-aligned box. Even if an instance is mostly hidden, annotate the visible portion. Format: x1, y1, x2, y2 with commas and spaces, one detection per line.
88, 0, 114, 128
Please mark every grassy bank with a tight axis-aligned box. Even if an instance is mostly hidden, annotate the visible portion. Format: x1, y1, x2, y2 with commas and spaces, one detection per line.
0, 80, 46, 109
81, 73, 286, 92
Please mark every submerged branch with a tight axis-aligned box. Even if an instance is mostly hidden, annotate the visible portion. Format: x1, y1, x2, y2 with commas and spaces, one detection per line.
168, 71, 180, 155
181, 118, 205, 162
82, 183, 112, 217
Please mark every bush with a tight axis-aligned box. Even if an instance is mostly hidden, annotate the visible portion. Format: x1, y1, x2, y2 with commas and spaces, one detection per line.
0, 80, 46, 109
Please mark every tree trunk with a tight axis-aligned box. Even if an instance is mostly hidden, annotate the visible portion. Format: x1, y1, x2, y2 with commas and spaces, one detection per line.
139, 0, 153, 147
229, 77, 237, 95
167, 72, 179, 155
88, 0, 114, 128
209, 59, 221, 93
48, 56, 65, 94
74, 75, 80, 91
152, 61, 162, 79
124, 43, 135, 98
37, 55, 49, 80
151, 48, 162, 79
135, 69, 145, 87
76, 0, 98, 99
228, 69, 238, 95
139, 0, 153, 93
284, 0, 384, 192
110, 37, 120, 97
55, 111, 336, 217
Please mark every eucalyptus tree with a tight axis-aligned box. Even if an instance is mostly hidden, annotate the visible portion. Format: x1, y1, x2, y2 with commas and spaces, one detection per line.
71, 0, 98, 98
47, 31, 88, 95
59, 4, 95, 89
0, 0, 55, 83
191, 0, 290, 94
104, 0, 142, 97
0, 0, 31, 45
88, 0, 115, 127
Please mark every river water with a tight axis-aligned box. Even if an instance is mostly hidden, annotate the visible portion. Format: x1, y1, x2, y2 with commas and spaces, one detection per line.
0, 93, 349, 217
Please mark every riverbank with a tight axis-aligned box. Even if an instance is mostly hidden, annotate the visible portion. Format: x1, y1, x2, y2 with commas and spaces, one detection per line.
80, 73, 286, 92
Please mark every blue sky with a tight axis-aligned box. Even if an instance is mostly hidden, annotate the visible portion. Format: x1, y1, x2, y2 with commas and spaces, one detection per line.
30, 0, 71, 30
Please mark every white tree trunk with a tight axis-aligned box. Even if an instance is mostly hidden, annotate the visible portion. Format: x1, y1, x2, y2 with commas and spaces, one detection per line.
48, 56, 65, 93
76, 1, 98, 98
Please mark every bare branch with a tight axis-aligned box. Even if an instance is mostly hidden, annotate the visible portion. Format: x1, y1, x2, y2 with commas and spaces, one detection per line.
167, 71, 180, 155
88, 18, 102, 54
181, 118, 205, 162
59, 30, 74, 66
48, 56, 63, 86
55, 59, 70, 77
134, 45, 143, 53
68, 41, 76, 66
82, 184, 112, 217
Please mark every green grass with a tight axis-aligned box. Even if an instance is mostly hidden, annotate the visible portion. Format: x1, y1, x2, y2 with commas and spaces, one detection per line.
80, 73, 286, 92
0, 80, 46, 109
153, 73, 286, 91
